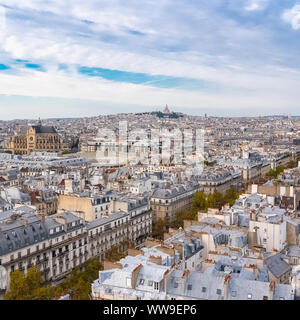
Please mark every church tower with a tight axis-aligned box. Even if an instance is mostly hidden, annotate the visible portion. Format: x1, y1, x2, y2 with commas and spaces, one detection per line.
163, 104, 170, 114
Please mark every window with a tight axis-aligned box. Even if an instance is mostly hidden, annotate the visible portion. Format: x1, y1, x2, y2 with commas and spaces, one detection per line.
216, 289, 222, 295
247, 294, 252, 299
187, 284, 192, 290
154, 282, 159, 290
231, 291, 237, 297
174, 282, 178, 288
263, 296, 268, 300
148, 280, 153, 286
139, 279, 144, 285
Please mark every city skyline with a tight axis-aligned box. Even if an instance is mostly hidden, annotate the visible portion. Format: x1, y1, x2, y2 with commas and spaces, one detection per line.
1, 1, 300, 119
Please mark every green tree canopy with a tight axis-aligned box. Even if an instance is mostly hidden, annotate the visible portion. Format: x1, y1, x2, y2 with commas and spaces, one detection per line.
172, 210, 197, 229
5, 258, 104, 300
152, 218, 166, 240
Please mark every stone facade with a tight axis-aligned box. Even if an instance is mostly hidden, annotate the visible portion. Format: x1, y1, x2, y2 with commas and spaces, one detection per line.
8, 124, 63, 155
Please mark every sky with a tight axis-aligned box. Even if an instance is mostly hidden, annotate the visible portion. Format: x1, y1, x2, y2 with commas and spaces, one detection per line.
1, 0, 300, 119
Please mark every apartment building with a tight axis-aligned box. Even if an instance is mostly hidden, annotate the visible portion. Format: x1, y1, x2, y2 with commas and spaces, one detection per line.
0, 209, 86, 290
109, 195, 152, 248
151, 182, 200, 225
58, 190, 116, 221
87, 212, 130, 261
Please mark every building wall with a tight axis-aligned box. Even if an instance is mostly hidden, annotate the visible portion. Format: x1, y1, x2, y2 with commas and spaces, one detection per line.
249, 220, 286, 252
58, 195, 94, 221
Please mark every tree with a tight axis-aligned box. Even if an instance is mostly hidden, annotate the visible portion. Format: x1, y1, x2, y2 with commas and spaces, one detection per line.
25, 266, 43, 293
172, 210, 197, 228
33, 286, 57, 300
5, 270, 28, 300
191, 191, 207, 212
72, 277, 91, 300
223, 187, 240, 206
286, 160, 297, 169
152, 218, 166, 240
80, 258, 104, 283
5, 259, 104, 300
105, 245, 126, 262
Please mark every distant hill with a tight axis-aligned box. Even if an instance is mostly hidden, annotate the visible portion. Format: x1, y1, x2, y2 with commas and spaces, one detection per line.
47, 118, 77, 120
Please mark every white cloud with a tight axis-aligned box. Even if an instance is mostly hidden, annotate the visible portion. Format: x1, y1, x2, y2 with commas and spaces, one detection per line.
1, 66, 300, 116
0, 0, 300, 117
282, 5, 300, 30
0, 5, 6, 43
244, 0, 268, 11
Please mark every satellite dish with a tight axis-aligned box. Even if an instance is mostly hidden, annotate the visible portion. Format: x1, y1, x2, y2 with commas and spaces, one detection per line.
0, 265, 7, 290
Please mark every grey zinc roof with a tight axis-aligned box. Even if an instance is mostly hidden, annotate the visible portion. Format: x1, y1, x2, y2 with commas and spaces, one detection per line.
287, 246, 300, 258
167, 269, 226, 300
87, 211, 129, 230
0, 210, 83, 255
151, 183, 199, 199
265, 253, 292, 279
0, 216, 48, 256
32, 125, 57, 134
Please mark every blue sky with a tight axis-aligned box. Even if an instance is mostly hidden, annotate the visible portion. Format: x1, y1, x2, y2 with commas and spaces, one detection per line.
1, 0, 300, 119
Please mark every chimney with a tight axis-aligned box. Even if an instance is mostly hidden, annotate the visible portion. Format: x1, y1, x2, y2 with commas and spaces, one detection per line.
163, 269, 170, 292
181, 269, 189, 294
132, 264, 143, 289
128, 248, 143, 257
224, 274, 231, 300
269, 281, 276, 300
250, 210, 256, 221
55, 215, 67, 232
103, 260, 122, 270
38, 213, 46, 223
19, 218, 28, 227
